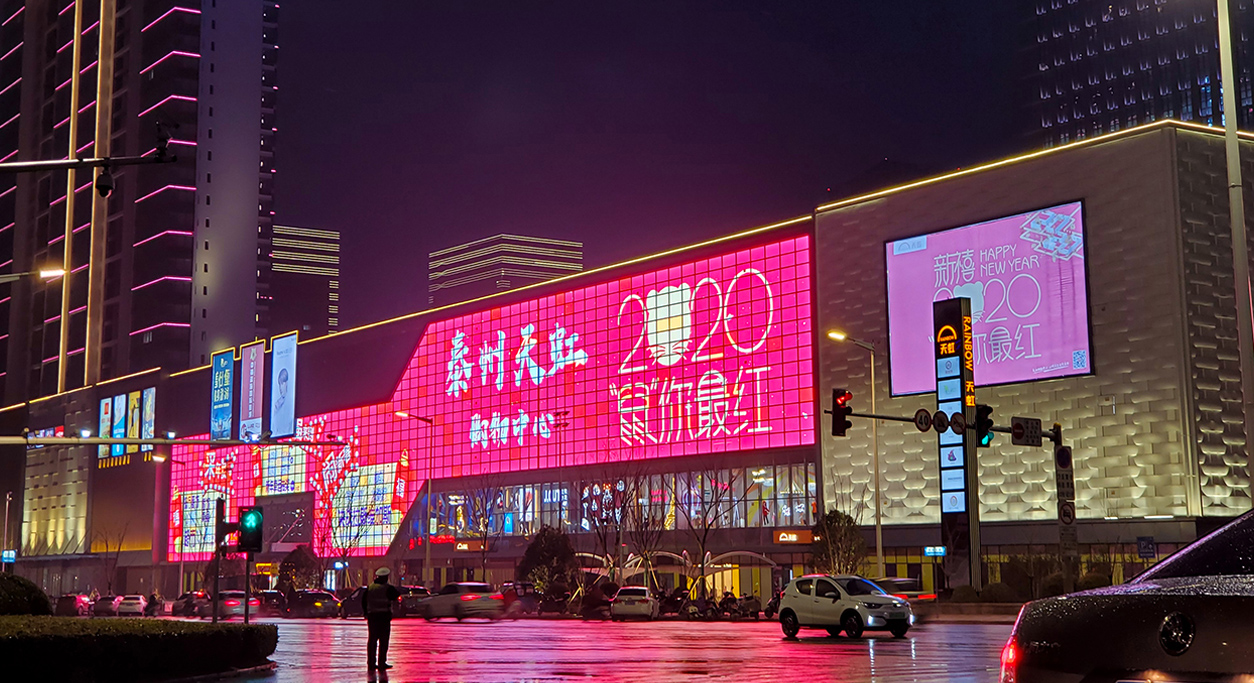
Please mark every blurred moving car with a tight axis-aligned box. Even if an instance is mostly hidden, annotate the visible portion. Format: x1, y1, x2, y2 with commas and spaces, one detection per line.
256, 590, 287, 617
171, 591, 210, 617
610, 586, 659, 621
397, 585, 432, 617
421, 582, 504, 621
55, 594, 92, 616
115, 595, 148, 616
197, 590, 259, 619
285, 589, 340, 618
1000, 510, 1254, 683
871, 577, 937, 602
777, 574, 913, 639
91, 595, 121, 617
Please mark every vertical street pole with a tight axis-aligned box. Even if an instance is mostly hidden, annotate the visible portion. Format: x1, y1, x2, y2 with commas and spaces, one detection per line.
58, 0, 86, 393
244, 551, 251, 624
3, 491, 10, 554
870, 348, 883, 579
84, 0, 117, 385
1216, 0, 1254, 505
212, 499, 223, 624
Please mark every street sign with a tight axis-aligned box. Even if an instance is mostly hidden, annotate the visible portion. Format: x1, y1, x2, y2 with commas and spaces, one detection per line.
774, 530, 815, 544
1054, 445, 1075, 502
1, 549, 14, 563
914, 408, 932, 432
1055, 445, 1073, 470
1059, 524, 1079, 556
1058, 501, 1076, 525
923, 545, 947, 557
950, 412, 966, 435
1136, 536, 1156, 560
932, 410, 949, 434
1011, 416, 1043, 447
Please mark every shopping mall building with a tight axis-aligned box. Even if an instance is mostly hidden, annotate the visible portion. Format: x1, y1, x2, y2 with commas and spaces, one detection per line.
3, 120, 1252, 599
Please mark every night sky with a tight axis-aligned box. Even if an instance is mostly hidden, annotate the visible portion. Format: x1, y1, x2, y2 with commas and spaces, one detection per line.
276, 1, 1028, 329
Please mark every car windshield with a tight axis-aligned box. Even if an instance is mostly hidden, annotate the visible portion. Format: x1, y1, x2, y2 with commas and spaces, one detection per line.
617, 588, 647, 597
1136, 510, 1254, 581
836, 578, 887, 596
462, 583, 493, 593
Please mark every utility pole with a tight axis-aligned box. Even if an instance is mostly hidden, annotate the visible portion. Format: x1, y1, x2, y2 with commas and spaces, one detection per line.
57, 0, 86, 393
85, 0, 117, 385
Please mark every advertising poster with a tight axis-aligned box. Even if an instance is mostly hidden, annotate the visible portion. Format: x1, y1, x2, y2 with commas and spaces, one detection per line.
141, 387, 156, 452
126, 391, 141, 453
885, 202, 1090, 395
210, 350, 234, 440
239, 341, 266, 441
111, 394, 126, 456
269, 333, 297, 438
98, 398, 111, 458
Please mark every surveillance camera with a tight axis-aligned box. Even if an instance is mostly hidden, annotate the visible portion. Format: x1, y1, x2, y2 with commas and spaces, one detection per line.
95, 167, 114, 198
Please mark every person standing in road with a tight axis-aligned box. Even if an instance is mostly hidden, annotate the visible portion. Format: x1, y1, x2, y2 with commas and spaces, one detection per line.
364, 567, 400, 671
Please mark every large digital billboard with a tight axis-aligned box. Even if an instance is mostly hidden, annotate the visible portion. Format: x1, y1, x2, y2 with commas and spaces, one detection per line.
885, 202, 1090, 395
168, 234, 815, 560
269, 333, 297, 439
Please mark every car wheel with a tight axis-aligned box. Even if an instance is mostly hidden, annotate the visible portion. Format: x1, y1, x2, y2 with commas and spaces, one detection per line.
826, 627, 842, 638
841, 611, 864, 639
455, 606, 465, 622
779, 609, 800, 638
423, 606, 436, 622
889, 621, 909, 638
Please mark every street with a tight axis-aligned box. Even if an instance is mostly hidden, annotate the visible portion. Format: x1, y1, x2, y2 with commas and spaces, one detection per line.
236, 618, 1010, 683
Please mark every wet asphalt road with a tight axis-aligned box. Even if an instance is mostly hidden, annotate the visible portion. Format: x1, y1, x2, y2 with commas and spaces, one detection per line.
237, 617, 1011, 683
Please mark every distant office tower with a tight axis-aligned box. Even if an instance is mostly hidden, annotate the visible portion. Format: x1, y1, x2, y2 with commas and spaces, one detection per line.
428, 234, 583, 307
1029, 0, 1254, 147
269, 224, 339, 337
0, 0, 278, 402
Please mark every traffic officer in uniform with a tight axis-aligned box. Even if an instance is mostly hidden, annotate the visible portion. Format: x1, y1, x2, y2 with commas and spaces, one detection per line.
364, 567, 401, 670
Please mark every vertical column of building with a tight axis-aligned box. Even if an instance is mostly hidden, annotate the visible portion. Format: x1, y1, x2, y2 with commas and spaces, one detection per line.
0, 2, 24, 400
255, 1, 276, 338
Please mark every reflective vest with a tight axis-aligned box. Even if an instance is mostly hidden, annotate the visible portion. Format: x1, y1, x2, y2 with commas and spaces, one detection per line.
366, 582, 392, 615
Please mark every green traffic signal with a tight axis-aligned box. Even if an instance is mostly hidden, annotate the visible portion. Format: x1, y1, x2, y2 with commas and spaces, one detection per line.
242, 511, 260, 529
238, 506, 264, 552
975, 404, 995, 448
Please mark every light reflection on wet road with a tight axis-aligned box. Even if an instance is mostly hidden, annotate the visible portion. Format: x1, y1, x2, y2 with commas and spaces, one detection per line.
240, 618, 1010, 683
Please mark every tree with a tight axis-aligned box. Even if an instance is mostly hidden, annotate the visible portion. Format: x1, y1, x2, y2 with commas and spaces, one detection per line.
464, 474, 506, 581
810, 508, 867, 575
516, 526, 578, 598
314, 464, 386, 583
584, 478, 629, 584
92, 522, 129, 595
667, 466, 748, 599
276, 544, 322, 596
621, 464, 667, 589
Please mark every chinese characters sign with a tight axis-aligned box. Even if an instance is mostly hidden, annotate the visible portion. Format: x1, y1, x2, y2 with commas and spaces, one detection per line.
210, 350, 234, 440
885, 202, 1090, 395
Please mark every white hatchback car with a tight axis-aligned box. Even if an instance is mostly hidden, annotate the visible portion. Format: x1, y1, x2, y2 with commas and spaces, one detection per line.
116, 595, 148, 616
421, 582, 505, 621
610, 586, 659, 621
778, 574, 913, 639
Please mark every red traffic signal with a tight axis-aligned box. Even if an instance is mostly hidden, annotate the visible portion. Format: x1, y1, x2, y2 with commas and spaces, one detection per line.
831, 388, 853, 437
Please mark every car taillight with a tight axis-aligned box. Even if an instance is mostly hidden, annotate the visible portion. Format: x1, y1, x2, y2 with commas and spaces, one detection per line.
918, 593, 937, 601
460, 594, 480, 601
999, 638, 1018, 683
490, 593, 504, 600
225, 599, 240, 607
248, 598, 260, 606
891, 594, 910, 600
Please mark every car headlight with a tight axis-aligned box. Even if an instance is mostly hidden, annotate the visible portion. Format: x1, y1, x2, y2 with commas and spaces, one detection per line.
860, 601, 879, 609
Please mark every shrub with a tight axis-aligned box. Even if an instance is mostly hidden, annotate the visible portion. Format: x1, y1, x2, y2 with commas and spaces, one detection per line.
0, 616, 277, 682
0, 575, 52, 615
1077, 571, 1113, 591
949, 585, 980, 603
980, 582, 1020, 603
1041, 572, 1065, 597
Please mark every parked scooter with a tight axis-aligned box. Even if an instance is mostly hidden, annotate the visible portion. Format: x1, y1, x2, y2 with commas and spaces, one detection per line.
735, 593, 762, 620
763, 590, 781, 619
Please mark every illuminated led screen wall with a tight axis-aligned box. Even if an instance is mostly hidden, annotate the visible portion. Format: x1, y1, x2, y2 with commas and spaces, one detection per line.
885, 202, 1091, 395
168, 235, 816, 559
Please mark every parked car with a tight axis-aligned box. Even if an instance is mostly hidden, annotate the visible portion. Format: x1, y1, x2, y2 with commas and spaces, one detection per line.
871, 577, 937, 602
197, 590, 259, 619
256, 590, 287, 616
397, 585, 431, 617
285, 590, 341, 618
1000, 509, 1254, 683
777, 574, 913, 639
610, 586, 659, 621
420, 582, 504, 621
91, 595, 121, 617
55, 594, 92, 617
171, 591, 210, 617
116, 595, 148, 616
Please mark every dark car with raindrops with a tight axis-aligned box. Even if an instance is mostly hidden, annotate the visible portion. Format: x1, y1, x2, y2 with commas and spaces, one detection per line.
999, 510, 1254, 682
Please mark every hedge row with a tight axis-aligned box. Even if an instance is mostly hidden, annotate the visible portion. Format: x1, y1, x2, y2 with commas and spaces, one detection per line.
0, 616, 278, 682
0, 574, 53, 615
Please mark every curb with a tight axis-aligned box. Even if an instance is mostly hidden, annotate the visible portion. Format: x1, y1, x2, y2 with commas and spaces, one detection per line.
162, 662, 277, 683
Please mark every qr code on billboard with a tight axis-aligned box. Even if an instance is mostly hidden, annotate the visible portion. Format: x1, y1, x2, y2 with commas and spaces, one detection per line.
1072, 350, 1088, 370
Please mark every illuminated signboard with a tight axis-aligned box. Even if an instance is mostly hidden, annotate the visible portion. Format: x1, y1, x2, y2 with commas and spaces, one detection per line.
210, 350, 234, 440
168, 234, 815, 560
239, 340, 266, 441
97, 387, 156, 463
141, 387, 156, 452
885, 201, 1090, 395
269, 333, 297, 439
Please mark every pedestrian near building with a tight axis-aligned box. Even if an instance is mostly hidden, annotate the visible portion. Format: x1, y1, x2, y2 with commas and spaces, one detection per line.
364, 567, 400, 670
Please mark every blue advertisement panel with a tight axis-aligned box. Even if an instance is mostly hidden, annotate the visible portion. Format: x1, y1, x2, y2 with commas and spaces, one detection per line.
141, 387, 156, 452
211, 350, 235, 441
269, 333, 297, 438
111, 395, 126, 456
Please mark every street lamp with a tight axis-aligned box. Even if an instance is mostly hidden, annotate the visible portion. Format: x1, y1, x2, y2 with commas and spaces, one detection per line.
1212, 0, 1254, 505
395, 411, 435, 586
0, 269, 66, 286
150, 454, 187, 592
826, 330, 884, 579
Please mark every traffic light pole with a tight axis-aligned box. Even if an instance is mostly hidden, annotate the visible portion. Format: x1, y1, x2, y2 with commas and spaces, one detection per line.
244, 551, 252, 625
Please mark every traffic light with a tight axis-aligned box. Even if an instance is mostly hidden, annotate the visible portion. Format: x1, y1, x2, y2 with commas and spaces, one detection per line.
238, 506, 264, 553
976, 404, 995, 448
831, 388, 853, 437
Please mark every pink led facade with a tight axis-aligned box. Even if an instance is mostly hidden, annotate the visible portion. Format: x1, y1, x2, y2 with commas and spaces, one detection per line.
168, 235, 815, 560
